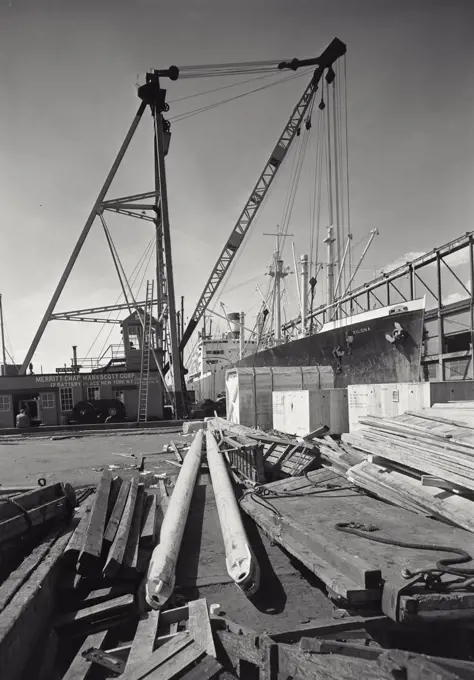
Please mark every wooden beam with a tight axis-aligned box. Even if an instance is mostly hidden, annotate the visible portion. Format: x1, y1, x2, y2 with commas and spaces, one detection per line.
140, 493, 158, 547
0, 529, 59, 613
103, 477, 138, 578
0, 530, 72, 680
123, 484, 146, 574
62, 630, 108, 680
121, 632, 191, 680
125, 610, 160, 673
179, 655, 222, 680
78, 472, 113, 575
188, 599, 215, 657
63, 495, 96, 565
103, 479, 131, 544
53, 594, 135, 635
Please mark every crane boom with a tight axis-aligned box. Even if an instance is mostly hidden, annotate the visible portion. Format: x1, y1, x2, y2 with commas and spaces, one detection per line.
179, 38, 346, 352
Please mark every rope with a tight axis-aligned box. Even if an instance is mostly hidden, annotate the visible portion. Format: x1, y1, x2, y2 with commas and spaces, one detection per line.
335, 522, 474, 586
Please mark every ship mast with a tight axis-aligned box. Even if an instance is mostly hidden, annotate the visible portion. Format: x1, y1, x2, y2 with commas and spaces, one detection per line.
324, 226, 336, 307
265, 229, 290, 343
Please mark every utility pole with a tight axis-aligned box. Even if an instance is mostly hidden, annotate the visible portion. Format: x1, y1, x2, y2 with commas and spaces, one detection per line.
264, 229, 291, 343
0, 295, 7, 375
138, 69, 185, 418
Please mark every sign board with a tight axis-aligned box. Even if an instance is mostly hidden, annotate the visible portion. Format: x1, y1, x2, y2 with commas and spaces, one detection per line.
35, 372, 162, 389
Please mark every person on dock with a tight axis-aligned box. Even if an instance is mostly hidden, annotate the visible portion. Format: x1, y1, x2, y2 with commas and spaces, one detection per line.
16, 408, 30, 428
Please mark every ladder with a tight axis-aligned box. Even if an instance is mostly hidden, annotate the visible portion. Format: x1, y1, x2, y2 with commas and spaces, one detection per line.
137, 280, 154, 423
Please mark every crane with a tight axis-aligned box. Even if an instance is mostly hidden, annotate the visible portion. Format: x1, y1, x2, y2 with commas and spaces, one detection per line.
178, 38, 347, 355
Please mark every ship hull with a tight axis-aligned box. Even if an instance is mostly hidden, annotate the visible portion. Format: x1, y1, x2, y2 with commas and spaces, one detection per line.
188, 300, 425, 400
235, 299, 425, 388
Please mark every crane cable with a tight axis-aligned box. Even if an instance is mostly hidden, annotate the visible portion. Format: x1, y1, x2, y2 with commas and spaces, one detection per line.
83, 235, 155, 361
169, 69, 313, 124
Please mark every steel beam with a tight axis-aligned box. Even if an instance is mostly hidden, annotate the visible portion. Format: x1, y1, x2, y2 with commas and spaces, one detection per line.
51, 300, 154, 319
284, 230, 474, 331
20, 102, 147, 374
145, 430, 203, 609
206, 431, 260, 596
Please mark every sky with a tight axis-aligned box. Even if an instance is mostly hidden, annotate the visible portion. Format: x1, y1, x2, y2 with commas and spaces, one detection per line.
0, 0, 473, 372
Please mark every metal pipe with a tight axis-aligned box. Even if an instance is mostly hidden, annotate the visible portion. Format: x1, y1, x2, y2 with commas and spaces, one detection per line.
205, 431, 260, 597
145, 429, 203, 609
72, 346, 78, 371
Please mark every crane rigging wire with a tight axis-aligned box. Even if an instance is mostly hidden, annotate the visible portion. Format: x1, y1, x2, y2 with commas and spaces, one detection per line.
168, 70, 291, 104
169, 68, 313, 123
96, 237, 156, 360
82, 235, 155, 361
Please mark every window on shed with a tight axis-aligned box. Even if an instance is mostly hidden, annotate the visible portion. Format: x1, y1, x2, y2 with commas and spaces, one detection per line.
59, 387, 74, 412
87, 386, 100, 401
40, 393, 55, 409
128, 325, 141, 350
0, 395, 11, 411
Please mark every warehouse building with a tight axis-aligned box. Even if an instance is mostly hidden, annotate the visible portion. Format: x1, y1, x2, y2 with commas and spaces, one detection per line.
0, 310, 165, 428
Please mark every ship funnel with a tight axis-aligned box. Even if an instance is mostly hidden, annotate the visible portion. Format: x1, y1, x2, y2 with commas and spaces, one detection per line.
227, 312, 241, 338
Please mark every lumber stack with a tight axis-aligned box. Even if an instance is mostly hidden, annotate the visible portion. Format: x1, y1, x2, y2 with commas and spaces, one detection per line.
334, 407, 474, 532
63, 471, 164, 582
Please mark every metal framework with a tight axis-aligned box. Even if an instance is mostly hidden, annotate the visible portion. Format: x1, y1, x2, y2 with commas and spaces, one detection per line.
179, 37, 347, 351
20, 66, 186, 415
283, 230, 474, 382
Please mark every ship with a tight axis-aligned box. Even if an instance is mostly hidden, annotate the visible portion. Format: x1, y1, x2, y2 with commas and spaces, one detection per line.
186, 233, 426, 401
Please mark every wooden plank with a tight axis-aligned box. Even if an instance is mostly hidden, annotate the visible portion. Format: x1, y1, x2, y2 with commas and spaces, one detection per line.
123, 484, 146, 573
240, 470, 474, 615
147, 641, 204, 680
277, 641, 393, 680
63, 584, 134, 611
0, 529, 72, 680
125, 610, 160, 673
103, 477, 138, 578
0, 529, 59, 613
103, 479, 130, 544
270, 615, 391, 643
106, 476, 123, 520
215, 630, 264, 672
53, 594, 135, 633
179, 655, 222, 680
159, 605, 189, 626
63, 494, 96, 565
378, 649, 474, 680
121, 632, 191, 680
188, 598, 216, 657
62, 630, 108, 680
77, 472, 113, 575
140, 493, 158, 547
